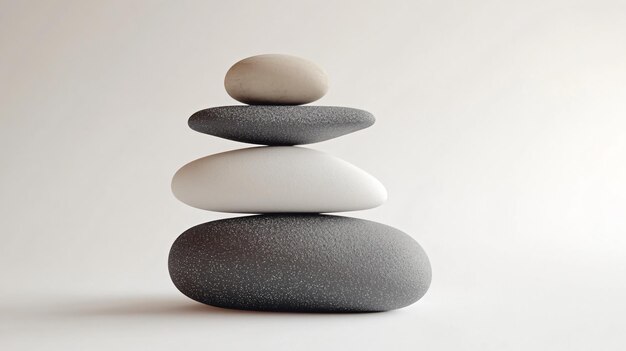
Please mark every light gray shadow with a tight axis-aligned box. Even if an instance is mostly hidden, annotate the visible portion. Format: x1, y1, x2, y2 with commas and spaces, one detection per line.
47, 295, 255, 318
42, 295, 392, 320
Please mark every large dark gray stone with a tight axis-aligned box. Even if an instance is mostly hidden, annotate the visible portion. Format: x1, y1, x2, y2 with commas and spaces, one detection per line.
188, 106, 375, 145
168, 215, 431, 312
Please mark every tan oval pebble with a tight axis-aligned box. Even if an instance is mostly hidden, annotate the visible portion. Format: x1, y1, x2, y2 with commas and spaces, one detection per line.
224, 54, 329, 105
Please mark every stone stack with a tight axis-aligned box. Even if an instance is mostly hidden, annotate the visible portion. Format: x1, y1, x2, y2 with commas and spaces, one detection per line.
169, 54, 431, 312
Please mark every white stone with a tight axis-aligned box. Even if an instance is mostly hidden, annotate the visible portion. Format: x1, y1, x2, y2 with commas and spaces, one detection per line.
224, 54, 329, 105
171, 147, 387, 213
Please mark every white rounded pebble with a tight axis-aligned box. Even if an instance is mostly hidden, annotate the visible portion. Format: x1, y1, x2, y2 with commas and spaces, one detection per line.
171, 146, 387, 213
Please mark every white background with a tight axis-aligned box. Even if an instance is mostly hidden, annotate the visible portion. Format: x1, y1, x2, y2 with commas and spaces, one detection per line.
1, 0, 625, 349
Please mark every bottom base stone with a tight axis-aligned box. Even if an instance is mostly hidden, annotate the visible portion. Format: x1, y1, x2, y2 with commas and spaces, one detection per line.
168, 214, 431, 312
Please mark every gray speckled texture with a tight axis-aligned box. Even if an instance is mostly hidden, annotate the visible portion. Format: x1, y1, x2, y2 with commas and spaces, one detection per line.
168, 215, 431, 312
188, 106, 375, 145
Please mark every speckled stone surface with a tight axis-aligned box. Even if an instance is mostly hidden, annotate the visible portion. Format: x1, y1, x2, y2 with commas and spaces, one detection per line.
188, 106, 375, 145
168, 215, 431, 312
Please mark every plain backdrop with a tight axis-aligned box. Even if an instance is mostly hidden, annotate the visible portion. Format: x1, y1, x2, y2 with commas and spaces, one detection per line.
1, 0, 625, 350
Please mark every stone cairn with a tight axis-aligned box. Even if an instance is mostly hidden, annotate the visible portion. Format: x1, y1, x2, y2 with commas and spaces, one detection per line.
169, 54, 431, 312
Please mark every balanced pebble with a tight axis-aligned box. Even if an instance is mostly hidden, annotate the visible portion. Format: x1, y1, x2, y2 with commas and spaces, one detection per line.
169, 214, 432, 312
188, 105, 374, 145
171, 146, 387, 213
224, 54, 328, 105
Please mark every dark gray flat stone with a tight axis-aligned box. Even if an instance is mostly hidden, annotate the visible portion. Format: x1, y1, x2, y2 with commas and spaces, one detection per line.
188, 106, 375, 145
168, 215, 431, 312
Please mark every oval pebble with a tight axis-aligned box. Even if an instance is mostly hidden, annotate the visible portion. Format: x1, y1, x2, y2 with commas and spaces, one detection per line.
224, 54, 328, 105
168, 214, 432, 312
188, 105, 375, 145
171, 146, 387, 213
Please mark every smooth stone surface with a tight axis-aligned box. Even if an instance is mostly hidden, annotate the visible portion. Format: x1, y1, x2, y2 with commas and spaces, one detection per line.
169, 215, 432, 312
224, 54, 328, 105
171, 146, 387, 213
188, 105, 375, 145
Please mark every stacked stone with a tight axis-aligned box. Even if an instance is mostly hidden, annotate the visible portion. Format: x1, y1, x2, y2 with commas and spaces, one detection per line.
169, 54, 431, 312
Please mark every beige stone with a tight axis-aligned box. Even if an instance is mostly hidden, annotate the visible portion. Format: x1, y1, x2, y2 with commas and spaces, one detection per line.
224, 54, 328, 105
